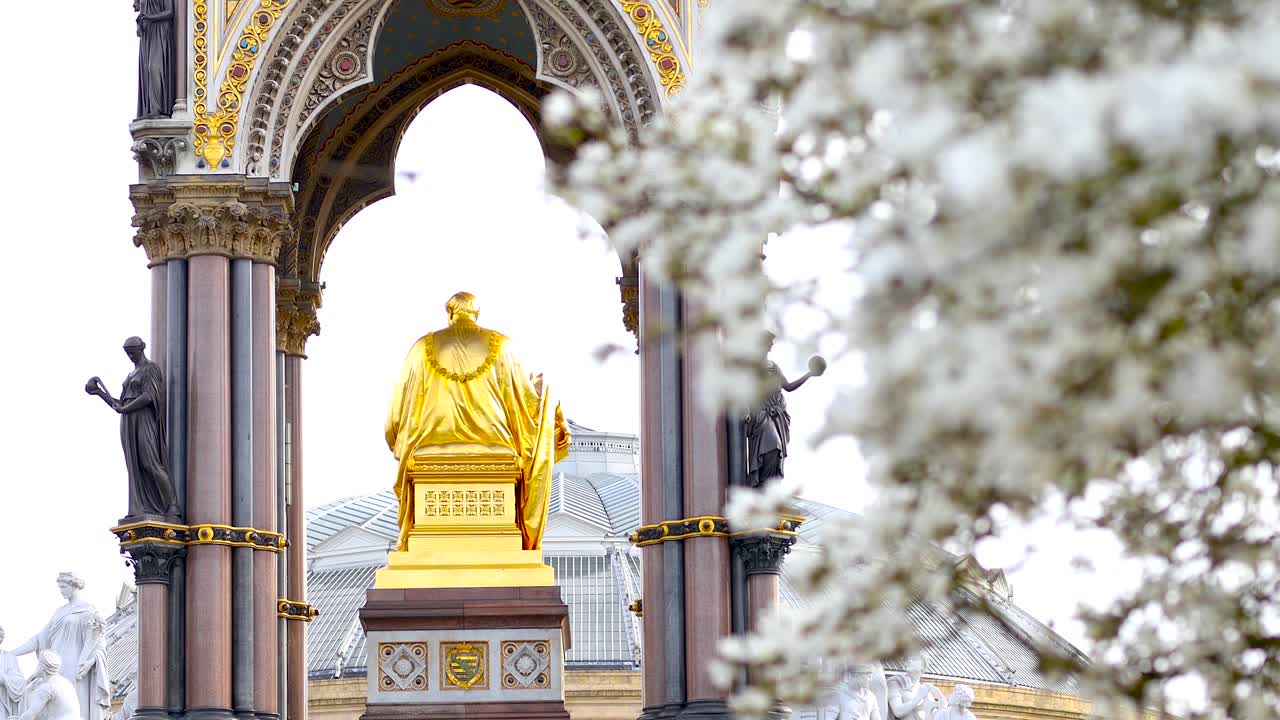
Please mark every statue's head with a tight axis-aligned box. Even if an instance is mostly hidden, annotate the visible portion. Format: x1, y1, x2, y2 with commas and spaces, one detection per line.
948, 684, 974, 708
37, 650, 62, 677
124, 336, 147, 363
445, 292, 480, 325
848, 663, 876, 691
0, 625, 5, 644
903, 653, 928, 680
56, 571, 86, 599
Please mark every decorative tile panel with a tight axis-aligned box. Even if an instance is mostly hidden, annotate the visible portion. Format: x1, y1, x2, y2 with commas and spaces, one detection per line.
421, 490, 505, 517
501, 640, 551, 689
378, 642, 428, 691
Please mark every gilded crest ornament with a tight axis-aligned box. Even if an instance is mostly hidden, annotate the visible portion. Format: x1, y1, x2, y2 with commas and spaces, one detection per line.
425, 0, 506, 18
441, 642, 488, 690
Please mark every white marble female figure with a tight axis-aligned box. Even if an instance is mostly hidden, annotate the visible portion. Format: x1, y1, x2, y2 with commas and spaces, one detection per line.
11, 575, 109, 720
935, 685, 977, 720
829, 665, 885, 720
18, 652, 79, 720
0, 626, 25, 719
887, 655, 947, 720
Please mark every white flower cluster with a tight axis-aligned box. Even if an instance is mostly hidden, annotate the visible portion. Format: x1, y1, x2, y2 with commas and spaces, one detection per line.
550, 1, 1280, 718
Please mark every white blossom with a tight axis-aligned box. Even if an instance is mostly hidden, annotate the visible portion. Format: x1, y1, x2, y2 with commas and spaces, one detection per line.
549, 1, 1280, 718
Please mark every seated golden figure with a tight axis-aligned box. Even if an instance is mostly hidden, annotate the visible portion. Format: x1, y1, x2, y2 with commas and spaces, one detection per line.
379, 292, 569, 588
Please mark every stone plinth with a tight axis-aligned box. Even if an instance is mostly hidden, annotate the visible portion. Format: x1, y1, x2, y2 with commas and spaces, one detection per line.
359, 587, 571, 720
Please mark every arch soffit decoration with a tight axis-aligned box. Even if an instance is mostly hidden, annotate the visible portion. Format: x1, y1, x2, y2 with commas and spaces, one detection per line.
240, 0, 664, 343
243, 0, 667, 185
287, 42, 547, 283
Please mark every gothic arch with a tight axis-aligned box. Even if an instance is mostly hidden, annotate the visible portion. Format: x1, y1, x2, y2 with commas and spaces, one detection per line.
244, 0, 663, 183
234, 0, 660, 339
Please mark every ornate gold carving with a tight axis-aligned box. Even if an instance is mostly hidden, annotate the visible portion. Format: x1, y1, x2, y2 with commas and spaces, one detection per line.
193, 0, 294, 169
421, 490, 506, 518
426, 0, 506, 17
423, 331, 502, 383
408, 456, 521, 476
442, 642, 488, 690
130, 181, 294, 265
378, 642, 428, 691
621, 2, 686, 97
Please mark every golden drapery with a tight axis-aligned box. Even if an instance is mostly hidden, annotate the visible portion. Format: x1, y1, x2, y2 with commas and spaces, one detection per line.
385, 319, 570, 551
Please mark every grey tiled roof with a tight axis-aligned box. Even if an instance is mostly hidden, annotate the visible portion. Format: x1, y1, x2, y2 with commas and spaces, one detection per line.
549, 474, 613, 533
307, 565, 380, 677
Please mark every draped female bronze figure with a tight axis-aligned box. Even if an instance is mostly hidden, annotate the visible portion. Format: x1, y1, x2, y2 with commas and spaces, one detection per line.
86, 337, 178, 519
135, 0, 175, 118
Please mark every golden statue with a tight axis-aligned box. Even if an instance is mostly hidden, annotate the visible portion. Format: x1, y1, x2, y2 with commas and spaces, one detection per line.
378, 292, 570, 588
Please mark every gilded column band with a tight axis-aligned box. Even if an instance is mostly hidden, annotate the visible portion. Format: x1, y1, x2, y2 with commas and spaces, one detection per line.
112, 520, 287, 552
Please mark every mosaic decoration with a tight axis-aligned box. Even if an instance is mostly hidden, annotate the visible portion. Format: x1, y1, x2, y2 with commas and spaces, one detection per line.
421, 490, 506, 517
379, 642, 429, 691
441, 641, 488, 690
296, 4, 380, 134
620, 1, 685, 96
426, 0, 507, 18
501, 640, 551, 689
553, 0, 655, 138
194, 0, 294, 169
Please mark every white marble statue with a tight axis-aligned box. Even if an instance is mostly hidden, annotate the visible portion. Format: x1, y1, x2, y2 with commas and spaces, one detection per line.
10, 574, 110, 720
826, 664, 884, 720
887, 655, 947, 720
935, 685, 977, 720
1, 626, 25, 719
17, 652, 79, 720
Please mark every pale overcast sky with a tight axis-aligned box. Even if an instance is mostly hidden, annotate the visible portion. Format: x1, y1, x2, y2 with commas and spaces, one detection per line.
0, 1, 1124, 677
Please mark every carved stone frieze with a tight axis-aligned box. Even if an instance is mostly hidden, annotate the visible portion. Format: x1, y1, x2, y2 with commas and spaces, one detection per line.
529, 3, 595, 90
295, 4, 380, 141
553, 0, 657, 139
132, 137, 189, 180
730, 532, 797, 576
244, 0, 363, 176
130, 181, 295, 265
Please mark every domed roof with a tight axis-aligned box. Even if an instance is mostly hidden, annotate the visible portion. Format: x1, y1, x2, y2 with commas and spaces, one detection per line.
105, 423, 1086, 699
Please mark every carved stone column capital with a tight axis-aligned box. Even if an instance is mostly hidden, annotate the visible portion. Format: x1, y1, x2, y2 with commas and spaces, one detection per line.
617, 272, 639, 344
131, 179, 293, 266
730, 532, 797, 576
276, 277, 322, 356
123, 541, 187, 585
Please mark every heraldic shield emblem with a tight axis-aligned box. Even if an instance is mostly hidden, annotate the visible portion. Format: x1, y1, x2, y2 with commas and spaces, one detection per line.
442, 641, 489, 690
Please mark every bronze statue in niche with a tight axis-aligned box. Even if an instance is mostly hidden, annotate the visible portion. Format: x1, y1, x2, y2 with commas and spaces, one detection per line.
135, 0, 176, 118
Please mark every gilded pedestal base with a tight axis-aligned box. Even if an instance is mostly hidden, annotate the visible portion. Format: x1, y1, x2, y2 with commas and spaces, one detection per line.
375, 452, 554, 589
